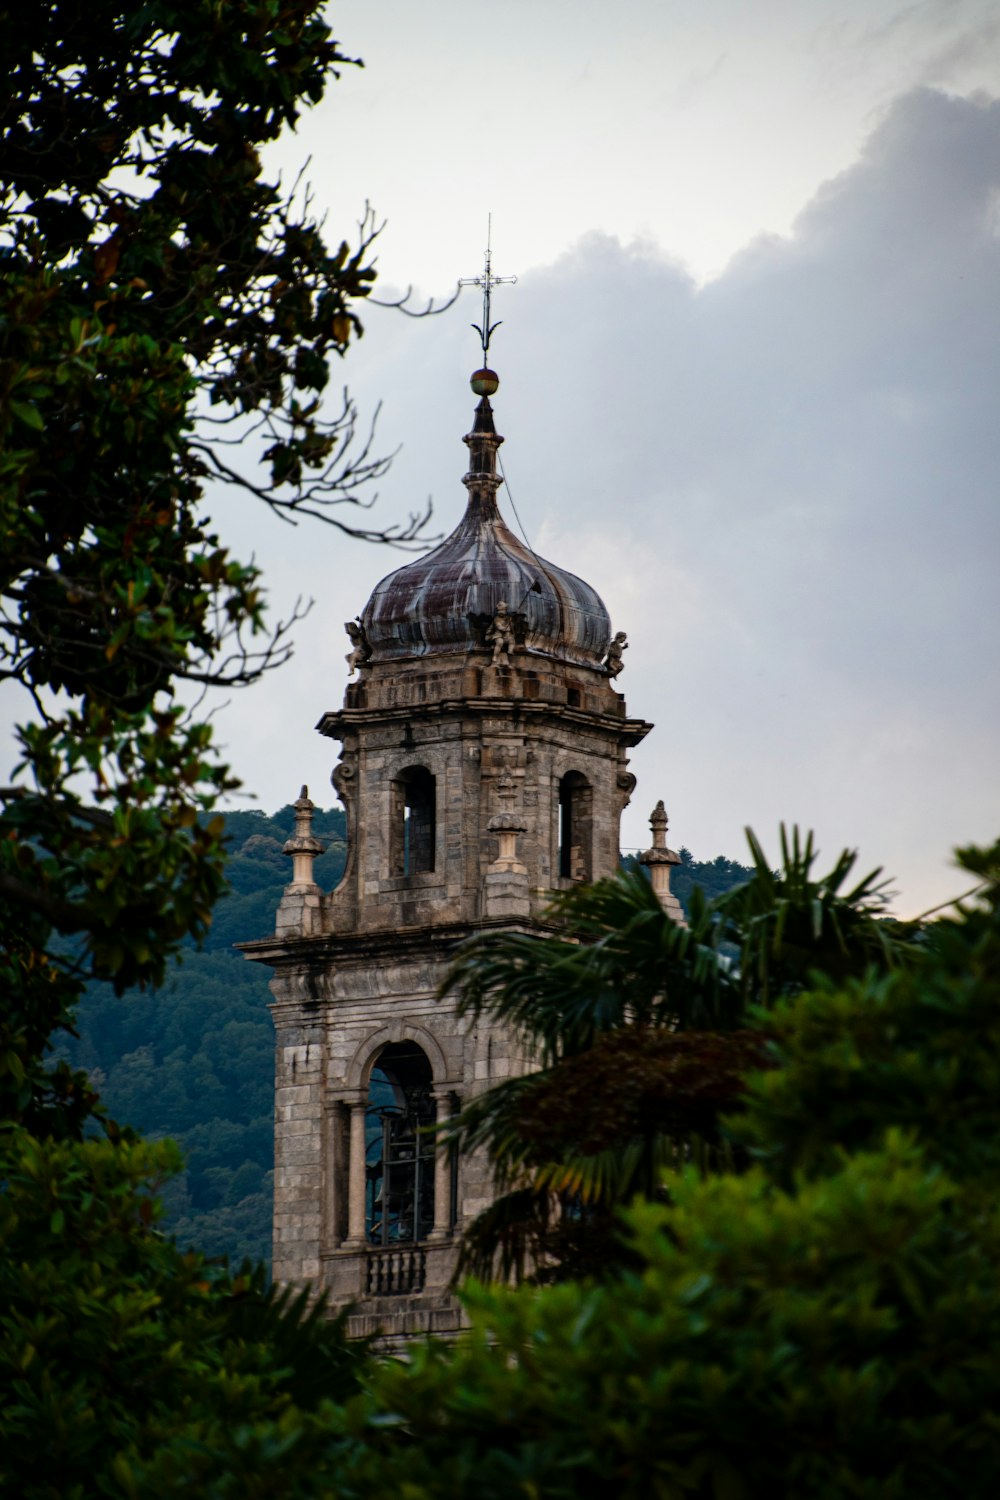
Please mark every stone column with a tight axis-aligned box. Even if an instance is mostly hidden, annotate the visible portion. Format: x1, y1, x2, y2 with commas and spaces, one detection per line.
343, 1096, 368, 1248
429, 1089, 455, 1241
322, 1102, 337, 1250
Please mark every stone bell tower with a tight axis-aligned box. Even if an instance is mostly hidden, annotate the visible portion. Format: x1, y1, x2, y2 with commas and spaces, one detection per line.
243, 361, 662, 1342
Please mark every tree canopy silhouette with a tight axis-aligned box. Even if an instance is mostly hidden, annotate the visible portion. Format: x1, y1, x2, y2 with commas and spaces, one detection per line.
0, 0, 426, 1136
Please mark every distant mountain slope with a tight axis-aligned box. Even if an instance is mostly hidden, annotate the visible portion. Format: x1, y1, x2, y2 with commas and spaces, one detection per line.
62, 804, 347, 1267
671, 847, 754, 909
62, 809, 750, 1268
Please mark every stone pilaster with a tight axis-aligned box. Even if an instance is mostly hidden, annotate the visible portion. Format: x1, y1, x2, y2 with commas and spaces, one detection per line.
272, 1011, 325, 1284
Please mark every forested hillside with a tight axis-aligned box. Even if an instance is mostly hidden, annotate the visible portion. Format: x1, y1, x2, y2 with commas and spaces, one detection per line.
61, 810, 750, 1268
671, 847, 756, 908
59, 805, 347, 1266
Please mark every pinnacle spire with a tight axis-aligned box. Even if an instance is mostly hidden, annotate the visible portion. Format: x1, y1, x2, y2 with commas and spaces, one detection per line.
462, 392, 504, 519
459, 221, 515, 501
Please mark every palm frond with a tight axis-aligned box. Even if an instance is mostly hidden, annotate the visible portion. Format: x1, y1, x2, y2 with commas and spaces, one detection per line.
441, 868, 739, 1061
714, 824, 912, 1006
442, 830, 919, 1284
213, 1259, 369, 1407
453, 1186, 554, 1285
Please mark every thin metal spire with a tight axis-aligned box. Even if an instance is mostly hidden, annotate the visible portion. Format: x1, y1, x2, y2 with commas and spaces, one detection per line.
459, 215, 517, 361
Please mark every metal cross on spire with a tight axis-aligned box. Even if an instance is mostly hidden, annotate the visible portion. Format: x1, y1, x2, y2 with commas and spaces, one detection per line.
459, 216, 517, 361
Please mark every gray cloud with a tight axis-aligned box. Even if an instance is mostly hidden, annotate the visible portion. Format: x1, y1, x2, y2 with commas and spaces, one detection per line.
321, 87, 999, 910
8, 87, 994, 916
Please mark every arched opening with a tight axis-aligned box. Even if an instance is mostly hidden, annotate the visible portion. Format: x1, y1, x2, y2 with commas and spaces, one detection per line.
558, 770, 593, 882
390, 766, 436, 877
365, 1042, 435, 1245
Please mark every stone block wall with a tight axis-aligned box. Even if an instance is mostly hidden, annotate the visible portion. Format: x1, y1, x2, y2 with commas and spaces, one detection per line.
245, 638, 652, 1344
261, 936, 534, 1340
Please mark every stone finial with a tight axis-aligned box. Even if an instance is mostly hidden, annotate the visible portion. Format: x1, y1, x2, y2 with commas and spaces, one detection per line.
604, 630, 628, 679
486, 743, 527, 873
639, 799, 686, 926
282, 785, 324, 889
488, 808, 527, 870
484, 804, 529, 916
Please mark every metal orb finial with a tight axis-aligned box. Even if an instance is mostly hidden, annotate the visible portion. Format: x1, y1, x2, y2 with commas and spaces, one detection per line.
471, 367, 499, 397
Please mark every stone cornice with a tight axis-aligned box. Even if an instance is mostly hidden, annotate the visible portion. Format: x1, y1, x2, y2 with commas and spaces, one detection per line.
317, 697, 654, 748
238, 914, 562, 970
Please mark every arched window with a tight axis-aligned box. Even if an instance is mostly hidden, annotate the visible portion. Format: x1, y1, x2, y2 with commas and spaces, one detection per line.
365, 1042, 436, 1245
558, 771, 593, 882
390, 766, 436, 877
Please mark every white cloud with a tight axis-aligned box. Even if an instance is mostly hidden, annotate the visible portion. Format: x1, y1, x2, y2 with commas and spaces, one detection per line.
273, 0, 1000, 291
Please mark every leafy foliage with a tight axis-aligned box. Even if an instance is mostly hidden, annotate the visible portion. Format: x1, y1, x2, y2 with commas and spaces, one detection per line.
495, 1030, 765, 1164
115, 839, 1000, 1500
446, 866, 741, 1056
443, 826, 917, 1281
452, 1027, 766, 1283
714, 824, 907, 1006
0, 1123, 367, 1500
337, 1135, 1000, 1500
732, 835, 1000, 1191
0, 0, 412, 1141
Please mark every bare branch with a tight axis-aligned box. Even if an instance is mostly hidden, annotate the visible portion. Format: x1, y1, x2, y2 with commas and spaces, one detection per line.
369, 282, 462, 318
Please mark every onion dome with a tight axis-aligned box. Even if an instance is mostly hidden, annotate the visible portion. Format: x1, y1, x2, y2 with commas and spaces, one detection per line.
360, 376, 612, 668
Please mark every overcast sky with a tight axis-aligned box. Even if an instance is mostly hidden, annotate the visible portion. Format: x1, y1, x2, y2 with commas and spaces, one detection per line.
13, 1, 1000, 917
198, 0, 999, 916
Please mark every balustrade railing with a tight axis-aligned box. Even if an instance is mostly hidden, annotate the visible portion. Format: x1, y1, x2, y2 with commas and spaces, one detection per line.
365, 1245, 427, 1296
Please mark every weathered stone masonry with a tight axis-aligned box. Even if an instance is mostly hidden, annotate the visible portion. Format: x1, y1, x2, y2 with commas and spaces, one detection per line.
242, 373, 684, 1343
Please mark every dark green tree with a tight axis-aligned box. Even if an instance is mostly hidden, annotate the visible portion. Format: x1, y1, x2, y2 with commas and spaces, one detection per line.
442, 826, 916, 1281
92, 836, 1000, 1499
0, 0, 423, 1137
0, 8, 395, 1490
669, 846, 755, 913
713, 824, 907, 1006
0, 1125, 368, 1499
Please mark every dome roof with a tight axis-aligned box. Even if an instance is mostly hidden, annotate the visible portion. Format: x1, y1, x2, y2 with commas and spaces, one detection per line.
359, 393, 611, 668
361, 498, 611, 666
